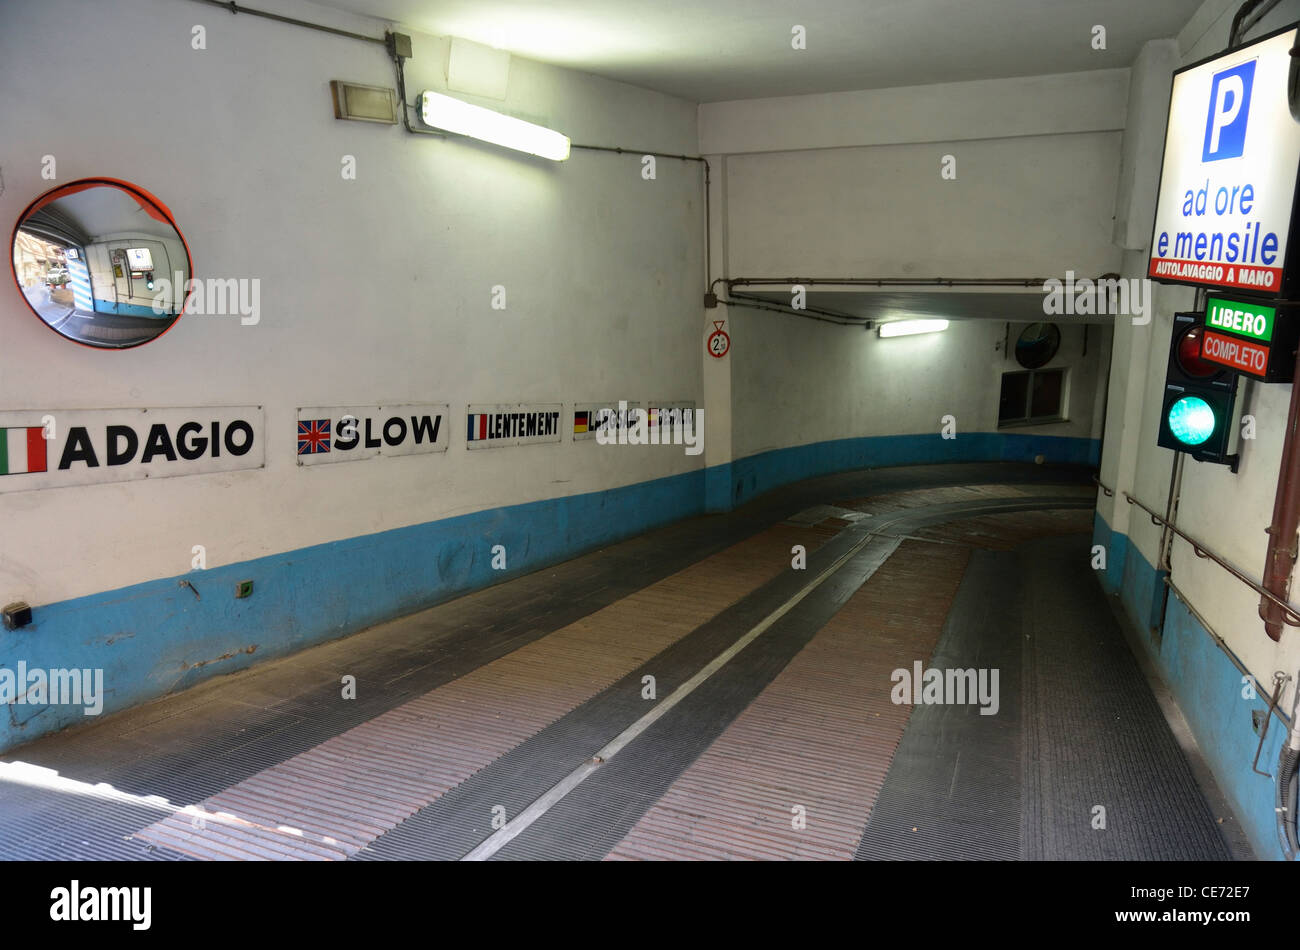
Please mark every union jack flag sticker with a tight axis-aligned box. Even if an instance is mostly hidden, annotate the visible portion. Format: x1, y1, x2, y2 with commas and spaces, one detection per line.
298, 418, 331, 455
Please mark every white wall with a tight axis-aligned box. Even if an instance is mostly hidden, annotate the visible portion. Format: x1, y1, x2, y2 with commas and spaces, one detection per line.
730, 315, 1110, 460
724, 132, 1123, 278
0, 0, 704, 607
1100, 0, 1300, 694
699, 69, 1130, 154
702, 69, 1126, 462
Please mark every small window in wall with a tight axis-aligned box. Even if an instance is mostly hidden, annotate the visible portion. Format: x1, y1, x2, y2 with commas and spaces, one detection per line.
999, 368, 1065, 425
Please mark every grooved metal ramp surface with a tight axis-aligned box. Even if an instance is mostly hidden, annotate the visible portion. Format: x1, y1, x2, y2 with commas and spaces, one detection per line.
130, 524, 837, 860
607, 540, 970, 860
855, 533, 1233, 862
5, 463, 1067, 809
356, 495, 1088, 861
5, 511, 849, 806
471, 535, 907, 861
7, 464, 1227, 864
1018, 534, 1231, 860
353, 524, 905, 860
1, 520, 838, 861
0, 764, 193, 861
853, 546, 1025, 861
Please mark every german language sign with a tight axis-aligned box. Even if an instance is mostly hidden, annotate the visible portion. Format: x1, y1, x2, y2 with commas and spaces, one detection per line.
572, 401, 640, 442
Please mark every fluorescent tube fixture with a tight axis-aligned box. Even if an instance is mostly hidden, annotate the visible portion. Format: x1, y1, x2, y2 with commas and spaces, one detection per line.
878, 319, 949, 338
419, 91, 570, 161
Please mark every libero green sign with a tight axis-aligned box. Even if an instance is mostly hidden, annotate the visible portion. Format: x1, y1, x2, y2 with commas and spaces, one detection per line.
1205, 296, 1276, 342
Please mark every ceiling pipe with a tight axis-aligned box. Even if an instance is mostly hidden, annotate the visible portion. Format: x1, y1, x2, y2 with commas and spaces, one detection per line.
184, 0, 387, 45
726, 290, 872, 327
722, 277, 1053, 289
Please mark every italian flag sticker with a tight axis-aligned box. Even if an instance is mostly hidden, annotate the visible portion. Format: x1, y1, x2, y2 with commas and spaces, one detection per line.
0, 427, 48, 475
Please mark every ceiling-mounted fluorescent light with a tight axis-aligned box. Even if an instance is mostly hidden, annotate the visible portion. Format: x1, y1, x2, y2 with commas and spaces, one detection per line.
419, 90, 570, 161
878, 319, 949, 338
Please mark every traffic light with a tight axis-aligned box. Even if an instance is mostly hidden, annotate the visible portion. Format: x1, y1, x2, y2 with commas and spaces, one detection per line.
1157, 311, 1239, 467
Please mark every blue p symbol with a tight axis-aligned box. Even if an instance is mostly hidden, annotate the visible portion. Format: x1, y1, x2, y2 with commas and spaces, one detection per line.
1202, 61, 1255, 162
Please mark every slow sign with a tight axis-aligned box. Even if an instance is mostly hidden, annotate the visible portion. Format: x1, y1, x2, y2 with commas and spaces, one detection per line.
296, 405, 449, 465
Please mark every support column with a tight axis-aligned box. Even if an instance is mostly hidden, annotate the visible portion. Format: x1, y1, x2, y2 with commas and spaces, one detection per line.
702, 153, 735, 511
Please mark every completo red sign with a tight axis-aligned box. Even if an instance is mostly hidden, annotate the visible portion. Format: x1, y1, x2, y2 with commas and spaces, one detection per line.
1200, 328, 1271, 377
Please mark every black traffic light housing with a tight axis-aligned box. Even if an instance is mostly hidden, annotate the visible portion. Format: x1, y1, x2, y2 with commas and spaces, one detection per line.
1157, 311, 1240, 469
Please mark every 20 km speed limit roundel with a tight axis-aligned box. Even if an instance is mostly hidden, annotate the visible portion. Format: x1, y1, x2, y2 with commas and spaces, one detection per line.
707, 321, 730, 359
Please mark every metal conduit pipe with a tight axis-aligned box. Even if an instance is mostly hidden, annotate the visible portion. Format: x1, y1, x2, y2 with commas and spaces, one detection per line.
185, 0, 387, 45
1275, 673, 1300, 859
727, 290, 871, 326
722, 276, 1054, 289
1230, 0, 1285, 49
716, 276, 1063, 327
1258, 341, 1300, 640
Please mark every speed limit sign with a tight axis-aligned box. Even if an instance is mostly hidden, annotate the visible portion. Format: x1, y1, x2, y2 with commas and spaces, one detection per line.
707, 320, 731, 359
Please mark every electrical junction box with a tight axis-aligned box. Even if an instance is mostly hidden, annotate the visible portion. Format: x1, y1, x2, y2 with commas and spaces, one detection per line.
3, 601, 33, 630
330, 80, 399, 124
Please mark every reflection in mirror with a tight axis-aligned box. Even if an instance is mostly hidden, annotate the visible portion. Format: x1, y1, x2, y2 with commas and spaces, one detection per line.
10, 179, 190, 348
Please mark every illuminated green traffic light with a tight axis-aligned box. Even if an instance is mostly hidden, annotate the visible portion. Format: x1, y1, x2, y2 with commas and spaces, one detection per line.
1167, 395, 1216, 446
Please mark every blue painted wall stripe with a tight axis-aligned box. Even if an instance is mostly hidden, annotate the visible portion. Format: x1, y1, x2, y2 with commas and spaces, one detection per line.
90, 298, 174, 319
729, 432, 1099, 507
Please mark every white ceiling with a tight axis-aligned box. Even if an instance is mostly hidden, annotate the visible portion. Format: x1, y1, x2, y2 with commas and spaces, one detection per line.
319, 0, 1206, 102
44, 187, 179, 242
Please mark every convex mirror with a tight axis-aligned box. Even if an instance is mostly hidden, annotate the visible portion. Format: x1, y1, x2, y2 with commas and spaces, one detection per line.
10, 178, 191, 348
